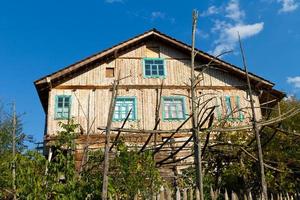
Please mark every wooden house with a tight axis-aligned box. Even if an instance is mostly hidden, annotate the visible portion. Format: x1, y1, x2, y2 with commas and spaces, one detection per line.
34, 29, 284, 177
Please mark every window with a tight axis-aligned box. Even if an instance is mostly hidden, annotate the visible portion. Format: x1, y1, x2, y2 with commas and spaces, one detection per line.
113, 97, 137, 121
55, 95, 71, 119
215, 95, 244, 121
106, 67, 115, 78
143, 58, 166, 78
163, 97, 186, 120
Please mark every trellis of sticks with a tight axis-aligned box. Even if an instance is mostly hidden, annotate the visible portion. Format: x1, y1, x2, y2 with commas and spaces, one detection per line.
41, 11, 300, 200
97, 12, 300, 200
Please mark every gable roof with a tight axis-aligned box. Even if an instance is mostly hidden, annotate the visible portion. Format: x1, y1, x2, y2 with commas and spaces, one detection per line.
34, 28, 284, 112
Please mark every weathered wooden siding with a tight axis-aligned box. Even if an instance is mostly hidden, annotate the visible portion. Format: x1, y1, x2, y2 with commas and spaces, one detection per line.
47, 88, 261, 136
47, 40, 261, 136
60, 41, 245, 87
47, 88, 192, 135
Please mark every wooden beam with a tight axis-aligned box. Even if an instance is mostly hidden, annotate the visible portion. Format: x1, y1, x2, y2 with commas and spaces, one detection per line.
55, 84, 248, 90
117, 57, 191, 60
102, 80, 119, 200
109, 109, 132, 151
190, 10, 204, 200
238, 34, 267, 199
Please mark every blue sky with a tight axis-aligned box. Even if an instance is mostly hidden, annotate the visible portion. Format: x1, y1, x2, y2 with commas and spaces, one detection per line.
0, 0, 299, 145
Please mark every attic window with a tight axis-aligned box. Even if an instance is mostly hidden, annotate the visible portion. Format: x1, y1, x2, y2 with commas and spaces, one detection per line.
143, 58, 166, 78
106, 67, 115, 78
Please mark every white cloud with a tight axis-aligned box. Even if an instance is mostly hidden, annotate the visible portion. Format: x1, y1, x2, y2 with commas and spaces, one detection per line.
105, 0, 123, 3
150, 11, 175, 24
151, 11, 166, 20
196, 29, 209, 39
225, 0, 245, 22
278, 0, 299, 13
226, 23, 264, 40
285, 93, 296, 100
200, 6, 220, 17
210, 0, 264, 56
213, 23, 264, 55
287, 76, 300, 88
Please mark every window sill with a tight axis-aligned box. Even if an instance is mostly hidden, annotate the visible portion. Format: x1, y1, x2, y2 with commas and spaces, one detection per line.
54, 118, 70, 120
112, 119, 137, 122
163, 118, 185, 122
218, 118, 244, 122
144, 76, 166, 79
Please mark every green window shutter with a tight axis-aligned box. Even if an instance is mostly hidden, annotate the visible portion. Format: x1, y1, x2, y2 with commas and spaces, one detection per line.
215, 97, 222, 121
225, 96, 232, 121
55, 95, 59, 119
64, 96, 71, 119
143, 58, 166, 78
236, 96, 244, 121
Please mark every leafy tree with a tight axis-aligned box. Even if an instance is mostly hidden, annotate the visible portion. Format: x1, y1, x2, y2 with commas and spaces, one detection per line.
15, 151, 46, 199
0, 102, 33, 199
109, 141, 162, 199
44, 120, 79, 199
262, 97, 300, 192
178, 97, 300, 197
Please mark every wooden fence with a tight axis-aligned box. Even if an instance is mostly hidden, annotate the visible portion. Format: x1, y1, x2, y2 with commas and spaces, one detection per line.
133, 187, 300, 200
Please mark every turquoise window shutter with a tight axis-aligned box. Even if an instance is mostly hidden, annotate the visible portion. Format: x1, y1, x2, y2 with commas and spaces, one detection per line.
215, 97, 222, 121
215, 95, 244, 122
225, 96, 232, 120
236, 96, 244, 121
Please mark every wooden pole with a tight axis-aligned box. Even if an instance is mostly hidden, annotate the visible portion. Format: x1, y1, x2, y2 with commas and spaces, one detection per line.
102, 80, 119, 200
191, 9, 204, 200
79, 93, 91, 173
109, 108, 132, 151
238, 33, 268, 200
12, 102, 17, 200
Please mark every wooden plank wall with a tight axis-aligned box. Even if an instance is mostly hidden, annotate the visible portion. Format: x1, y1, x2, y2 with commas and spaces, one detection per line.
47, 40, 262, 136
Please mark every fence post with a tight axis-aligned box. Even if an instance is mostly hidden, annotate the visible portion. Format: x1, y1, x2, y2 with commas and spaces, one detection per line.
155, 186, 163, 200
165, 187, 172, 200
196, 188, 200, 200
152, 194, 156, 200
210, 186, 219, 200
156, 192, 160, 200
232, 191, 239, 200
159, 187, 165, 200
176, 187, 181, 200
183, 188, 187, 200
189, 188, 194, 200
224, 189, 229, 200
248, 191, 253, 200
